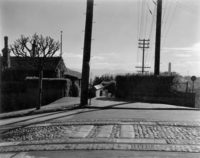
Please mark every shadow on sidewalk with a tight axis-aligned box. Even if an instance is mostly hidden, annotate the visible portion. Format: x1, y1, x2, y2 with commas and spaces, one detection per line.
94, 97, 197, 110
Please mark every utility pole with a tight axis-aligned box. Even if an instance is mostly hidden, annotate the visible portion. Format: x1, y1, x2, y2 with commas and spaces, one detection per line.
154, 0, 162, 76
33, 39, 43, 110
60, 31, 63, 57
136, 39, 150, 74
80, 0, 94, 106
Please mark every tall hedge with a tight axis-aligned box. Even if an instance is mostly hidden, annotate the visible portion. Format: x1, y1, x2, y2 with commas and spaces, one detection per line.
115, 74, 175, 99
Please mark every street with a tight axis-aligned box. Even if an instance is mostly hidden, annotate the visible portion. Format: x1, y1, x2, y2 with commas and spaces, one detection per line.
0, 97, 200, 157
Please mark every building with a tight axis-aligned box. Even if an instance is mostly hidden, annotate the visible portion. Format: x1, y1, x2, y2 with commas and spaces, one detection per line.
0, 36, 81, 82
0, 36, 82, 112
0, 56, 81, 82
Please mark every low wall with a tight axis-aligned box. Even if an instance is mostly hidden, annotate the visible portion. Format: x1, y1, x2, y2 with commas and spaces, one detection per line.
0, 78, 72, 112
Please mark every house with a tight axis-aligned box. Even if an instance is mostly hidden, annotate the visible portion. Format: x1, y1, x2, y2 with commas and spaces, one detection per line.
94, 84, 104, 97
0, 36, 81, 82
0, 56, 81, 82
0, 36, 82, 112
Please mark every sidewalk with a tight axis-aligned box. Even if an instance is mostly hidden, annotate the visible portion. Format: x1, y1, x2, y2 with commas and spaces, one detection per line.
0, 97, 80, 119
1, 96, 199, 120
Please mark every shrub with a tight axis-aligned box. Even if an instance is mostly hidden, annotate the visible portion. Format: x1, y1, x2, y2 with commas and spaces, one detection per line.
115, 74, 175, 99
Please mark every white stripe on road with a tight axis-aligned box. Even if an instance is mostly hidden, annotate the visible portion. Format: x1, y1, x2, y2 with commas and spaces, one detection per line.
120, 125, 135, 138
96, 125, 113, 138
72, 125, 94, 138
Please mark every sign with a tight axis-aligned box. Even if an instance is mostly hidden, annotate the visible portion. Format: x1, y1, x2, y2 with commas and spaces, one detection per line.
191, 76, 196, 82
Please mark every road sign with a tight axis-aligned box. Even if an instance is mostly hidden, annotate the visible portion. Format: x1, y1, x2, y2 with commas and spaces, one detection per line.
191, 76, 196, 82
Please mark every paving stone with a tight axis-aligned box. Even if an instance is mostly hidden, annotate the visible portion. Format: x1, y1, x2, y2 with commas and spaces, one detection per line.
116, 138, 166, 144
120, 125, 135, 138
0, 142, 20, 147
131, 144, 153, 151
139, 122, 157, 125
0, 143, 200, 152
1, 120, 200, 153
113, 144, 130, 150
71, 125, 94, 138
27, 123, 52, 127
96, 125, 113, 138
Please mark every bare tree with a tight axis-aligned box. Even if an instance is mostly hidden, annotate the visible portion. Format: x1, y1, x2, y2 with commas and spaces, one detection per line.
10, 33, 59, 57
10, 33, 60, 110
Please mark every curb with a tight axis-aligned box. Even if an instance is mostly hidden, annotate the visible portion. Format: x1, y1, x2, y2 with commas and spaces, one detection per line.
0, 104, 80, 120
0, 142, 200, 153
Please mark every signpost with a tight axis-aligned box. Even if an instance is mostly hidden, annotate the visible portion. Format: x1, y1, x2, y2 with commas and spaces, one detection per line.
191, 76, 196, 93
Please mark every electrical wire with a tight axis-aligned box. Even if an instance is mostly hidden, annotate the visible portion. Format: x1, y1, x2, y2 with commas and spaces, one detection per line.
162, 0, 178, 48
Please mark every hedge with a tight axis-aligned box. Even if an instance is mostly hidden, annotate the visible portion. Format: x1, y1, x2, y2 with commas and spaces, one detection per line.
115, 74, 175, 99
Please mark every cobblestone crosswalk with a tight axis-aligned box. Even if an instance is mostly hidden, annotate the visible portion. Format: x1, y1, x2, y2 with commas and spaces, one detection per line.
0, 121, 200, 152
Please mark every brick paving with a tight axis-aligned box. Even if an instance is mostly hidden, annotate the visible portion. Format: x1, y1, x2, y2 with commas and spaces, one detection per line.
0, 121, 200, 152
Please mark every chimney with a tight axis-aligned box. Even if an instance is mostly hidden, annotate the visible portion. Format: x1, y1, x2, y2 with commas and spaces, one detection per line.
2, 36, 11, 69
168, 62, 171, 76
32, 40, 36, 57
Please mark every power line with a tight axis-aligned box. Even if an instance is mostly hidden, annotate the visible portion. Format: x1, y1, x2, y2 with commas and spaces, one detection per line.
137, 0, 146, 67
162, 0, 178, 47
136, 0, 142, 66
137, 0, 156, 71
144, 0, 149, 38
148, 2, 157, 39
161, 1, 173, 39
137, 0, 141, 40
138, 0, 150, 68
140, 0, 145, 38
145, 2, 156, 69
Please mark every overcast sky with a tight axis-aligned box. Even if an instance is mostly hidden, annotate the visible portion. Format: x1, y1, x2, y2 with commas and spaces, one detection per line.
0, 0, 200, 77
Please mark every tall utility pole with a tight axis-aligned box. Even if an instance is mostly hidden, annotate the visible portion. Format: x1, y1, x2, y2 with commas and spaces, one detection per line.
80, 0, 94, 106
154, 0, 162, 76
60, 31, 63, 57
136, 39, 150, 74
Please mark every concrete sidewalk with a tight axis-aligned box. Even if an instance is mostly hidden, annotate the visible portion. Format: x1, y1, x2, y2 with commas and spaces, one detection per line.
0, 97, 80, 119
0, 96, 199, 120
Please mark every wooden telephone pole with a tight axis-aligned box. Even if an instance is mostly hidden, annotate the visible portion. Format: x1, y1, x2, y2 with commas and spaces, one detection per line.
154, 0, 162, 76
80, 0, 94, 106
136, 39, 150, 74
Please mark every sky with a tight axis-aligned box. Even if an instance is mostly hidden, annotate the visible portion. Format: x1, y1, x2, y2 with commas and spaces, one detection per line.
0, 0, 200, 77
